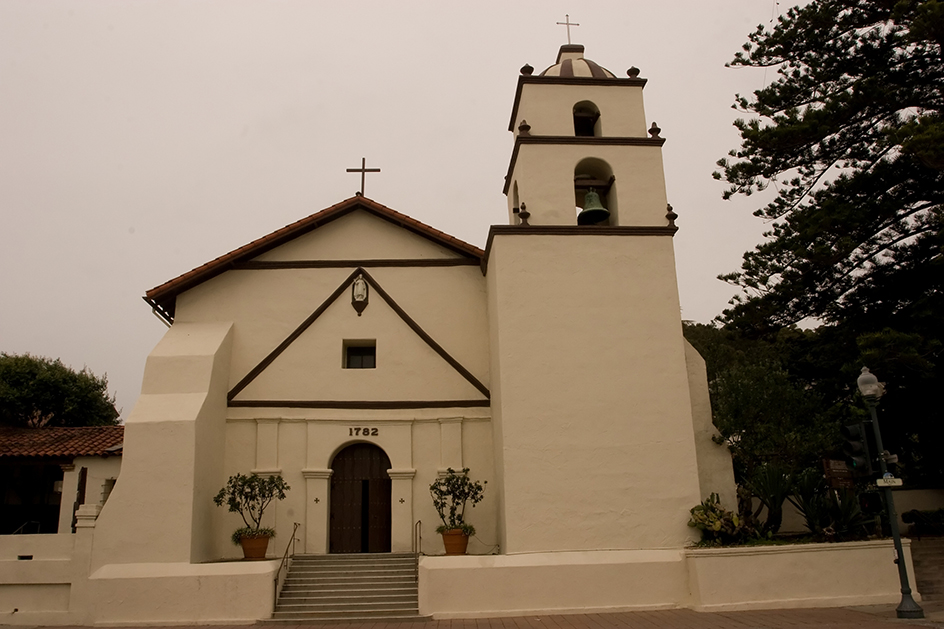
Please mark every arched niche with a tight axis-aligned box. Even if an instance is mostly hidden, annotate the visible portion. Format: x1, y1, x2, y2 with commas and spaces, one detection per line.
574, 157, 617, 226
573, 101, 601, 137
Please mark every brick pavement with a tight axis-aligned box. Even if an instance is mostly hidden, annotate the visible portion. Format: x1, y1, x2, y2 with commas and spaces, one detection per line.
37, 603, 944, 629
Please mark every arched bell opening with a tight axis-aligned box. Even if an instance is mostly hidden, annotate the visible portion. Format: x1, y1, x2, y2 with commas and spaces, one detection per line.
573, 101, 601, 137
574, 157, 617, 226
328, 442, 392, 553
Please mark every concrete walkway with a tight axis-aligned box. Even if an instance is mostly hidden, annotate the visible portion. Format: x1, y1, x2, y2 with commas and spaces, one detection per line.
31, 602, 944, 629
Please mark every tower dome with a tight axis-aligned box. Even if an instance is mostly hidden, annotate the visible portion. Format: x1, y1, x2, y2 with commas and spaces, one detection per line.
539, 44, 616, 79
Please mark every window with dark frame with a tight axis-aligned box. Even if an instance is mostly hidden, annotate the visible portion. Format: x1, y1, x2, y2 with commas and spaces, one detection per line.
345, 343, 376, 369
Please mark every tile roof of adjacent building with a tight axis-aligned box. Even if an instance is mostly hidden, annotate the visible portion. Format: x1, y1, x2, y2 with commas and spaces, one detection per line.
0, 426, 124, 458
144, 195, 484, 322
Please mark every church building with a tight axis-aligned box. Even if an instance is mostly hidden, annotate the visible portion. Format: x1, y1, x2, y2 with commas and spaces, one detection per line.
130, 41, 733, 562
0, 43, 915, 626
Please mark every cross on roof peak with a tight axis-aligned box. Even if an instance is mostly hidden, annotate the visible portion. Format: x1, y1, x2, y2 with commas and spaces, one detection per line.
346, 158, 381, 196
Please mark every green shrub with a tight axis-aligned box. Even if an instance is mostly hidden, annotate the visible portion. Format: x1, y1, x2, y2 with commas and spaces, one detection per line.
787, 469, 870, 541
213, 473, 290, 545
429, 467, 486, 535
688, 493, 757, 546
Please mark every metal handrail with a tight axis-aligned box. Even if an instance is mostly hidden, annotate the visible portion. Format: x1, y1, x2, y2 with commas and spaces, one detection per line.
273, 522, 300, 609
12, 521, 40, 535
413, 520, 422, 583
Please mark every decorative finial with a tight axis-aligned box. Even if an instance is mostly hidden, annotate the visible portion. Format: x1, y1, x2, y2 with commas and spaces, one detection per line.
627, 67, 640, 78
518, 120, 531, 136
666, 203, 678, 228
518, 202, 530, 226
520, 64, 534, 76
648, 122, 662, 139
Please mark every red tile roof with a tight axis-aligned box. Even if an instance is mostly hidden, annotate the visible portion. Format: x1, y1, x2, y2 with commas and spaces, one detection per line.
0, 426, 124, 458
144, 195, 484, 322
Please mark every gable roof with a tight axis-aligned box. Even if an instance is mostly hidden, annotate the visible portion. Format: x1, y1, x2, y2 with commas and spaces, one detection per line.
0, 426, 124, 458
144, 195, 484, 323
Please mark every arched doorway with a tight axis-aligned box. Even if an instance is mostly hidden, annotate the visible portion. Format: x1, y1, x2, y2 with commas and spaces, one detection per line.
329, 443, 392, 553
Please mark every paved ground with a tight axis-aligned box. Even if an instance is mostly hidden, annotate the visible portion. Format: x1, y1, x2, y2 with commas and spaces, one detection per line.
30, 602, 944, 629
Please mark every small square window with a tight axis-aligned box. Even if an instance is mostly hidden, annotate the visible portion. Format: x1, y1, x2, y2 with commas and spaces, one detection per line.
344, 341, 376, 369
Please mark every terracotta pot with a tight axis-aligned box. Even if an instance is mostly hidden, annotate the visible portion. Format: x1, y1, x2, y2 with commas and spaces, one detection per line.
239, 535, 271, 560
441, 529, 470, 555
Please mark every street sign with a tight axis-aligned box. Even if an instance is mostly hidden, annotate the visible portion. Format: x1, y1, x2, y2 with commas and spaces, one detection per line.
876, 477, 903, 487
823, 458, 855, 489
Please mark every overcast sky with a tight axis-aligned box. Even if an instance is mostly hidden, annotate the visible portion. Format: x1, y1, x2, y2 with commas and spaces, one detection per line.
1, 1, 786, 417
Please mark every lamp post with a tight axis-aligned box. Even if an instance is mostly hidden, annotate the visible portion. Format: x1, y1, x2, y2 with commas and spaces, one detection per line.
856, 367, 923, 619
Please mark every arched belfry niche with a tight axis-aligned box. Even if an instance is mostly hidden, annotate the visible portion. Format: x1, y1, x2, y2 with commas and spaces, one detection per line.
574, 157, 617, 225
329, 443, 392, 553
573, 101, 601, 137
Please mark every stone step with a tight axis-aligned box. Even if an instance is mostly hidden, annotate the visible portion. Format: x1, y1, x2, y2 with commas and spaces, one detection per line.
289, 570, 416, 583
291, 557, 415, 564
292, 553, 415, 561
272, 606, 420, 619
282, 578, 416, 592
286, 570, 416, 583
268, 611, 429, 623
277, 599, 418, 611
282, 583, 417, 597
274, 553, 420, 621
288, 565, 415, 574
279, 592, 418, 604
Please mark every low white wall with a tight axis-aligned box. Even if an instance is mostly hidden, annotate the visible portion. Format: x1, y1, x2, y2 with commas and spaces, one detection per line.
0, 534, 76, 625
419, 540, 919, 618
419, 550, 687, 619
0, 534, 74, 561
685, 539, 918, 611
88, 560, 279, 625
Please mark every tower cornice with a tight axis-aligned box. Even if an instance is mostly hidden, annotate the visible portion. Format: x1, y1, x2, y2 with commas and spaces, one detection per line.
508, 74, 648, 132
502, 135, 666, 195
481, 224, 678, 275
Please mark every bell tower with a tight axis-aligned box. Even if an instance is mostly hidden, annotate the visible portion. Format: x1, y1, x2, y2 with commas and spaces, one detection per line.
485, 45, 732, 556
504, 44, 670, 227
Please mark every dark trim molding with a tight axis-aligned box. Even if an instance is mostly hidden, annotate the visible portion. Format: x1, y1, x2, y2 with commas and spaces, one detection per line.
227, 267, 490, 402
228, 400, 491, 409
481, 225, 678, 275
503, 135, 666, 195
508, 75, 648, 132
235, 258, 479, 270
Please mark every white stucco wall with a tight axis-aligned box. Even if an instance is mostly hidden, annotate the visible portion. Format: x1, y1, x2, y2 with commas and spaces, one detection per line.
684, 341, 737, 509
167, 211, 497, 559
90, 321, 234, 568
487, 233, 702, 553
57, 455, 122, 535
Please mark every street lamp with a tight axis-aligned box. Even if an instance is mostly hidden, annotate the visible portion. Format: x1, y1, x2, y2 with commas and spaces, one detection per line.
856, 367, 923, 619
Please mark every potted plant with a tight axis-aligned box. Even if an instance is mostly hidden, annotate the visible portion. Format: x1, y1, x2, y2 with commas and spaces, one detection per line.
429, 467, 486, 555
213, 472, 290, 560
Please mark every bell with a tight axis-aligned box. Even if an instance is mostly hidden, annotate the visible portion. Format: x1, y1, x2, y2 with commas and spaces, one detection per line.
577, 188, 610, 225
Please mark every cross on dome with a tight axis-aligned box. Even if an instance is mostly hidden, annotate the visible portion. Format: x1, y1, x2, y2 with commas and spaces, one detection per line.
556, 14, 580, 44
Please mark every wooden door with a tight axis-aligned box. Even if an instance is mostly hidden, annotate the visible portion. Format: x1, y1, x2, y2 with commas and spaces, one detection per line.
329, 443, 391, 553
